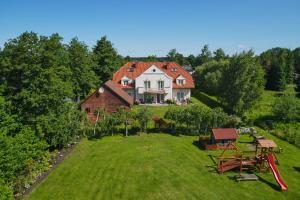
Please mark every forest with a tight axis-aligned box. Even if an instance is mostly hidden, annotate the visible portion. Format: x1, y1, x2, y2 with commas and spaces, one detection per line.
0, 32, 300, 198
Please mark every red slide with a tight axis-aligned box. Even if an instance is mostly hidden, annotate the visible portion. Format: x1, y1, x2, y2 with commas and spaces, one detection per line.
267, 153, 288, 191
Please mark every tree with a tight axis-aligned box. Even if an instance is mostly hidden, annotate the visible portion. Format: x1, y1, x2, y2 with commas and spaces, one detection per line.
218, 51, 265, 116
124, 55, 132, 62
36, 102, 83, 148
167, 49, 184, 65
0, 32, 83, 148
164, 106, 182, 132
296, 74, 300, 93
260, 48, 294, 91
195, 44, 212, 66
194, 60, 228, 96
93, 36, 120, 82
67, 38, 98, 101
273, 87, 300, 122
210, 107, 229, 128
213, 48, 226, 61
145, 55, 158, 62
186, 54, 196, 68
293, 48, 300, 93
135, 107, 152, 132
293, 47, 300, 74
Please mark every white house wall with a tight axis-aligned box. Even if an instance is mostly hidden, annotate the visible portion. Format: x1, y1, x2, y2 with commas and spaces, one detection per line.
135, 65, 173, 101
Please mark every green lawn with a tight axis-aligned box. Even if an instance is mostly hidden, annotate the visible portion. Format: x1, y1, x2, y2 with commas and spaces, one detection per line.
245, 90, 281, 122
28, 133, 300, 200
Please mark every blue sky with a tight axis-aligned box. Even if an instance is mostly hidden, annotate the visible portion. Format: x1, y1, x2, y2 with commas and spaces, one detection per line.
1, 0, 300, 56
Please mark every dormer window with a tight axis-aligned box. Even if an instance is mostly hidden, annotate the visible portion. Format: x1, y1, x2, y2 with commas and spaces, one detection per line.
127, 67, 134, 72
176, 75, 186, 85
121, 76, 131, 86
123, 80, 129, 85
178, 80, 184, 85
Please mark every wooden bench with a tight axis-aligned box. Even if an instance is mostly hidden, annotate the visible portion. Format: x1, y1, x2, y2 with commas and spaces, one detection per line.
235, 174, 258, 182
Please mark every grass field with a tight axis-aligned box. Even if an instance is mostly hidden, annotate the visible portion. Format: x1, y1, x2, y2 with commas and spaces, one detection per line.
27, 133, 300, 200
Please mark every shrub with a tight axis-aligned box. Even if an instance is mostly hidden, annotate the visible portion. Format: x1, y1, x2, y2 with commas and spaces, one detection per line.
273, 87, 300, 122
0, 179, 13, 200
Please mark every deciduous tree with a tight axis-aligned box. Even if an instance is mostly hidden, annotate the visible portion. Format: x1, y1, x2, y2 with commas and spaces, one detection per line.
219, 51, 265, 116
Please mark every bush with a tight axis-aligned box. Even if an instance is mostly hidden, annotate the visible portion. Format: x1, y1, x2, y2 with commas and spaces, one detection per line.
165, 99, 176, 105
273, 87, 300, 122
272, 122, 300, 147
0, 179, 13, 200
164, 105, 229, 135
0, 128, 49, 195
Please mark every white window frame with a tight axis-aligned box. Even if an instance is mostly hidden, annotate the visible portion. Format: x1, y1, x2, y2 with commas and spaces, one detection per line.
144, 80, 151, 90
158, 80, 164, 90
178, 79, 184, 85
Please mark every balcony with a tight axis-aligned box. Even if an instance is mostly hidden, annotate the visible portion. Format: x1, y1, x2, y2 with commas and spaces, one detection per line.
138, 87, 166, 94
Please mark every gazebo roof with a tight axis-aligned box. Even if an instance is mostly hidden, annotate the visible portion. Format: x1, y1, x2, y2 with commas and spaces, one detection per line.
212, 128, 238, 140
257, 139, 277, 148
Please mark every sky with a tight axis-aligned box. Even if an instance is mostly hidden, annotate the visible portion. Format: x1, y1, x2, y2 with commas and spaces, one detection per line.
1, 0, 300, 57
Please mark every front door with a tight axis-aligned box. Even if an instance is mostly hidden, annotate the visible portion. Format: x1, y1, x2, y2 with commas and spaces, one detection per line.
144, 94, 153, 103
157, 94, 164, 103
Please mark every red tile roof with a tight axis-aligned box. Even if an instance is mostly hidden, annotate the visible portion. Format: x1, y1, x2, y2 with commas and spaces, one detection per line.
112, 62, 194, 89
80, 80, 134, 106
212, 128, 238, 140
104, 80, 134, 105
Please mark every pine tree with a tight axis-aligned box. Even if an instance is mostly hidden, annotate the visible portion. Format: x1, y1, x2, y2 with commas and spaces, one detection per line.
92, 36, 120, 82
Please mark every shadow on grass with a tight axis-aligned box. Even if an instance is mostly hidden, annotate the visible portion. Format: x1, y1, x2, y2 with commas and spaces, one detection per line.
293, 166, 300, 173
256, 174, 281, 191
192, 90, 222, 108
208, 154, 218, 165
238, 141, 254, 144
253, 115, 277, 129
192, 140, 202, 149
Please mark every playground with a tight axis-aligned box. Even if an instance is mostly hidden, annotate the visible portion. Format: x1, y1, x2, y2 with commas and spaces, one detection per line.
216, 134, 288, 191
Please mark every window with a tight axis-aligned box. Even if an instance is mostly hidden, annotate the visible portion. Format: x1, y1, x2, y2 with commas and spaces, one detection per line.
127, 67, 134, 72
85, 107, 91, 113
158, 80, 164, 90
152, 69, 156, 72
123, 80, 129, 86
178, 79, 184, 85
171, 68, 177, 72
177, 92, 184, 101
144, 81, 151, 90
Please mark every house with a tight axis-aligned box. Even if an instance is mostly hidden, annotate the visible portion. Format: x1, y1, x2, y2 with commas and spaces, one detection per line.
183, 64, 194, 74
80, 80, 133, 122
200, 128, 239, 150
112, 62, 194, 104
